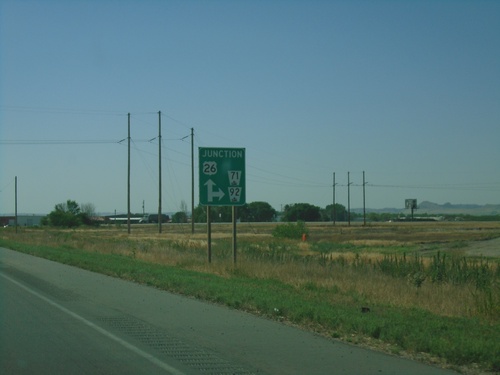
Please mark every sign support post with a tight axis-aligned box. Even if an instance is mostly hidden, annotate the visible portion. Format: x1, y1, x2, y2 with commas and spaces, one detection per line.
207, 206, 212, 263
232, 206, 237, 264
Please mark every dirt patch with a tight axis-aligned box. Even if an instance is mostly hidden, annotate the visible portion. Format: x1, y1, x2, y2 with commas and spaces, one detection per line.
465, 237, 500, 258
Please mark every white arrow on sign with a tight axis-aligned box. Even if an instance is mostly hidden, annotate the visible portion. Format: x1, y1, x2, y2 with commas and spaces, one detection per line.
204, 179, 225, 202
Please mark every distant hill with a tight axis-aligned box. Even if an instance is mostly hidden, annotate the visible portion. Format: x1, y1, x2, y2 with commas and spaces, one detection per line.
354, 201, 500, 216
416, 201, 500, 215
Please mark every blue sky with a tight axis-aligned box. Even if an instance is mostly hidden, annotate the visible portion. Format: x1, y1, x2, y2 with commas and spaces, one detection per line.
1, 0, 499, 215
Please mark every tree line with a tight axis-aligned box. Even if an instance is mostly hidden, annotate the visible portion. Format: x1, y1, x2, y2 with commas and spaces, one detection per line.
183, 202, 349, 223
43, 199, 497, 228
42, 200, 350, 227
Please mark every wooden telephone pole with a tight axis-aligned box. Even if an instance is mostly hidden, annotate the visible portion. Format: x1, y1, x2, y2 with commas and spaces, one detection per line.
347, 172, 352, 226
191, 128, 195, 234
15, 176, 18, 233
127, 113, 131, 234
363, 171, 366, 226
332, 172, 337, 225
158, 111, 162, 233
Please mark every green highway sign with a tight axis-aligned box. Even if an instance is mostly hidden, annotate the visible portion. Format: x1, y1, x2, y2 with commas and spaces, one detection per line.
199, 147, 246, 206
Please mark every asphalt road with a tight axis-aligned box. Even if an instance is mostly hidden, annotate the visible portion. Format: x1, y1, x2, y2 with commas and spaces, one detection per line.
0, 247, 458, 375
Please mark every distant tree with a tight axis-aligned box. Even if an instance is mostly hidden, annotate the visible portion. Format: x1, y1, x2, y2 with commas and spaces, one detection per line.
192, 205, 206, 223
80, 202, 96, 225
282, 203, 321, 222
55, 200, 80, 215
180, 200, 188, 215
323, 203, 347, 222
239, 201, 276, 222
171, 200, 189, 223
172, 211, 188, 223
80, 202, 96, 217
45, 199, 96, 227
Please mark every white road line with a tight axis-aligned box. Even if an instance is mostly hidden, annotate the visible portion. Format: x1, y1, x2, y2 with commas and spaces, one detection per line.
0, 272, 186, 375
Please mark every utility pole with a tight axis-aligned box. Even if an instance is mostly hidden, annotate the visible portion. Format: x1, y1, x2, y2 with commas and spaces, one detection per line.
15, 176, 18, 233
127, 113, 131, 234
158, 111, 162, 233
347, 171, 351, 226
363, 171, 367, 226
332, 172, 337, 226
191, 127, 195, 234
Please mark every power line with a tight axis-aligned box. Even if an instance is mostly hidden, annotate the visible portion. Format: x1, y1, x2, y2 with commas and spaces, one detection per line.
0, 180, 14, 193
369, 183, 500, 192
0, 139, 164, 145
160, 112, 195, 131
0, 140, 122, 145
4, 137, 498, 193
0, 105, 126, 116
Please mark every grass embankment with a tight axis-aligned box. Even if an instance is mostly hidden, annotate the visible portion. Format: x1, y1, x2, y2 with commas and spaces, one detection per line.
1, 222, 499, 374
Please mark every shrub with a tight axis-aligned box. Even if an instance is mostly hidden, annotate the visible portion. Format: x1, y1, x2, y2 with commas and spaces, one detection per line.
272, 221, 308, 239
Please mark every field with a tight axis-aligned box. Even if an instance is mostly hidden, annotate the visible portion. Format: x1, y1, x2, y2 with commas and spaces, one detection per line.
1, 221, 499, 374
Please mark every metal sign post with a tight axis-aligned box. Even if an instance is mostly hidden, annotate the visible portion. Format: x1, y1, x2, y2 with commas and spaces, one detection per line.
232, 206, 237, 264
207, 206, 212, 263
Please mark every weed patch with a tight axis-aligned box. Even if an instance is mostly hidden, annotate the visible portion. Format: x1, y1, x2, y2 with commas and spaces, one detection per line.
272, 221, 308, 239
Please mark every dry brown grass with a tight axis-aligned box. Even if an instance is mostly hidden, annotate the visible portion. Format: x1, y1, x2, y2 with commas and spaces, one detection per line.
219, 254, 486, 318
3, 221, 499, 320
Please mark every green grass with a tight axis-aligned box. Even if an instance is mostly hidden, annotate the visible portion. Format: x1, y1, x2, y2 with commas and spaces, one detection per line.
1, 236, 499, 373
